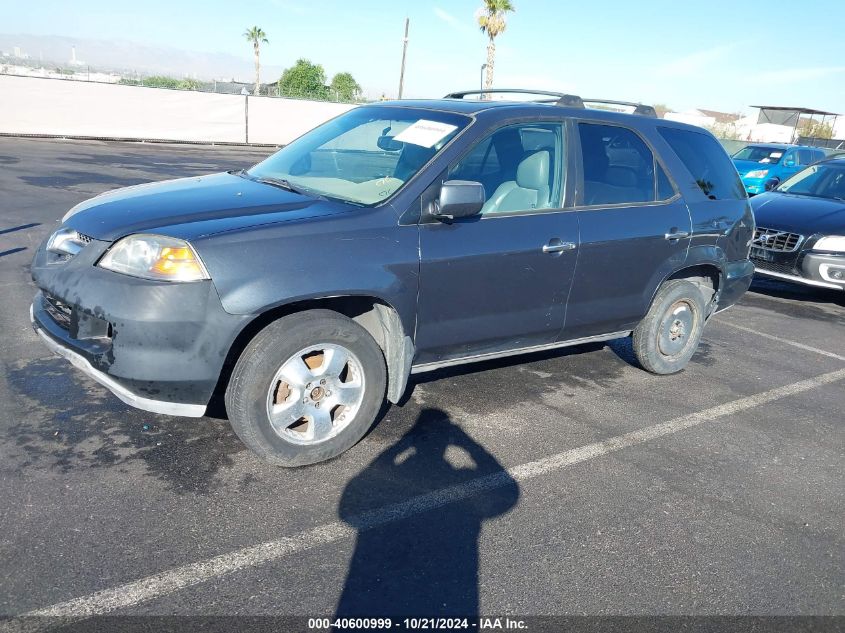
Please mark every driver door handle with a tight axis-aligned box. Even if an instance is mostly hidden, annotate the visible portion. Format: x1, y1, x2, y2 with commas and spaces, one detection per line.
542, 239, 576, 254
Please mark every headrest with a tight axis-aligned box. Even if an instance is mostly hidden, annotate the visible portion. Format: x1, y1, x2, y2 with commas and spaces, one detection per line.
605, 166, 637, 188
516, 151, 550, 190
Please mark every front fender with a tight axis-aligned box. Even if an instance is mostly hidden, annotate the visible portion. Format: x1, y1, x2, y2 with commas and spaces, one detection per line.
194, 206, 420, 341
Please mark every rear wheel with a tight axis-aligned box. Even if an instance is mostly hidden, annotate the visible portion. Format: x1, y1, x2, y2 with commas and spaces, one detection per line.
633, 279, 707, 375
225, 310, 386, 466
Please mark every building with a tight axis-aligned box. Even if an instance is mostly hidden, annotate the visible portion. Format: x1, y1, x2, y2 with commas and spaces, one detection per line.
663, 108, 739, 129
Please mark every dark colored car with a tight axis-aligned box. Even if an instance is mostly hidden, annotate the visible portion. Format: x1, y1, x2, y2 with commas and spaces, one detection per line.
749, 155, 845, 289
31, 89, 755, 466
732, 143, 826, 195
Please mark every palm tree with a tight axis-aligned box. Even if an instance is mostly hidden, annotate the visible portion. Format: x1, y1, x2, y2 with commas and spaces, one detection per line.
475, 0, 514, 93
243, 26, 269, 96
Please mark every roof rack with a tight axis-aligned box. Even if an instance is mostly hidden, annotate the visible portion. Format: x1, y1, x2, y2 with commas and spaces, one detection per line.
581, 99, 657, 118
443, 89, 657, 117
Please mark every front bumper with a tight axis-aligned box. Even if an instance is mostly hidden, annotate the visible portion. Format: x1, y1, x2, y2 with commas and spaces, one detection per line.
30, 236, 252, 416
31, 304, 206, 417
743, 182, 765, 196
752, 247, 845, 290
741, 176, 769, 196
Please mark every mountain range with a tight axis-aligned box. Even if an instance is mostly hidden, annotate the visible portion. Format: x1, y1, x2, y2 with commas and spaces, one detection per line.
0, 33, 284, 81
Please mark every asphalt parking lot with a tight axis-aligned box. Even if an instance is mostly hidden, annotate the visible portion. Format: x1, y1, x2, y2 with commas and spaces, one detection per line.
1, 138, 843, 626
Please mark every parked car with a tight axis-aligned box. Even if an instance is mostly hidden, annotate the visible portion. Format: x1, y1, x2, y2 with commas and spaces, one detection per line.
732, 143, 826, 195
749, 155, 845, 290
31, 89, 755, 466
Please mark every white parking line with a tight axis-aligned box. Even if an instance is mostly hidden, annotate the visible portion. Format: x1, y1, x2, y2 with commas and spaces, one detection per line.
717, 319, 845, 363
8, 367, 845, 630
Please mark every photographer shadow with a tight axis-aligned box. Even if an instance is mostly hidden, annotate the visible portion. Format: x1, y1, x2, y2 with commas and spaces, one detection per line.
336, 408, 519, 618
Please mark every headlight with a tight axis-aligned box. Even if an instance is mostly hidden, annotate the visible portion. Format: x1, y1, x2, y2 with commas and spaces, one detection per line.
813, 235, 845, 253
745, 170, 769, 179
98, 234, 210, 282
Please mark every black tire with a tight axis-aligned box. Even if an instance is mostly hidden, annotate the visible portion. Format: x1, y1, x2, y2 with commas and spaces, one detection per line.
632, 279, 707, 375
225, 309, 386, 466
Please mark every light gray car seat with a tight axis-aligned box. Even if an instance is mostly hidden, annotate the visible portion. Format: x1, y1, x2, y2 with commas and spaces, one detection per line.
481, 150, 550, 214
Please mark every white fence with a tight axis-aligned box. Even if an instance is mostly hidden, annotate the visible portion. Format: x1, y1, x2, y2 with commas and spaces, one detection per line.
0, 75, 357, 145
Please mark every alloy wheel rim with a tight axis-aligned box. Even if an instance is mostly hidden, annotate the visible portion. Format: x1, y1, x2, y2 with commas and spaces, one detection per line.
265, 343, 365, 445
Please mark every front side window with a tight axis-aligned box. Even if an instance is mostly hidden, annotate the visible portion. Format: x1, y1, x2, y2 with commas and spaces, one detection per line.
578, 123, 664, 205
249, 106, 470, 206
659, 127, 746, 200
448, 122, 564, 215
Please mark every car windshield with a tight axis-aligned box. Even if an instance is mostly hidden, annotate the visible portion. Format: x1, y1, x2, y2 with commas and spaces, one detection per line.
776, 163, 845, 200
247, 106, 470, 206
732, 146, 785, 164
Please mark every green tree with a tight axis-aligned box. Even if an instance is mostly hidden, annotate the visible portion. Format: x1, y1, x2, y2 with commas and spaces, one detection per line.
706, 122, 742, 141
653, 103, 671, 119
243, 26, 269, 96
279, 59, 328, 100
176, 78, 200, 91
330, 72, 362, 102
798, 118, 834, 140
141, 76, 179, 89
476, 0, 515, 91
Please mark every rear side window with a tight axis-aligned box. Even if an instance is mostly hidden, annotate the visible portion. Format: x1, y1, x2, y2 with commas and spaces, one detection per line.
658, 127, 745, 200
578, 123, 668, 206
796, 149, 823, 165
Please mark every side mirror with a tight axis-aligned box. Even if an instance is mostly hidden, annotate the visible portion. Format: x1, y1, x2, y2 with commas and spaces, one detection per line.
784, 159, 795, 167
429, 180, 485, 220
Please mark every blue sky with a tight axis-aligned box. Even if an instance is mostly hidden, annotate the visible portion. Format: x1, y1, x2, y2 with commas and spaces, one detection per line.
6, 0, 845, 113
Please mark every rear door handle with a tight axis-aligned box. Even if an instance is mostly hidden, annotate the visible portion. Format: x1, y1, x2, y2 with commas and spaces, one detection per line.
542, 239, 577, 254
664, 229, 690, 241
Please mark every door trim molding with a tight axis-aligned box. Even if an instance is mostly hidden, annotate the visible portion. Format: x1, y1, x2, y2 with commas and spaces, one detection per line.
410, 330, 632, 374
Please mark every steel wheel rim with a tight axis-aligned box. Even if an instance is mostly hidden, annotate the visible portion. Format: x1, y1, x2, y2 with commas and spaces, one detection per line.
265, 343, 365, 445
658, 300, 696, 358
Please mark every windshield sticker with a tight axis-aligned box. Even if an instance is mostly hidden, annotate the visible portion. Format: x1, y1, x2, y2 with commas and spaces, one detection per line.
393, 120, 458, 148
770, 152, 783, 158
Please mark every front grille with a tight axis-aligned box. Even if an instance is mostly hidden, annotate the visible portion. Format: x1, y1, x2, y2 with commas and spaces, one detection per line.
42, 294, 73, 330
752, 258, 799, 277
752, 227, 803, 252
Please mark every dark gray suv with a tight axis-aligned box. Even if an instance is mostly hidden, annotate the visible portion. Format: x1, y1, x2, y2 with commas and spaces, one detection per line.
31, 89, 755, 466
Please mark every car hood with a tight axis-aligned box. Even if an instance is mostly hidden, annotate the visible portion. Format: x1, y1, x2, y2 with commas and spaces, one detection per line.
733, 159, 777, 177
63, 172, 348, 241
751, 192, 845, 235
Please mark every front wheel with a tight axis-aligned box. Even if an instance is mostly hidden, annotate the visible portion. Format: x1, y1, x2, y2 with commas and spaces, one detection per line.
632, 279, 707, 375
225, 310, 386, 466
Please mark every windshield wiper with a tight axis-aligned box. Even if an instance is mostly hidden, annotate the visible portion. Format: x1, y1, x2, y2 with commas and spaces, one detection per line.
254, 176, 315, 197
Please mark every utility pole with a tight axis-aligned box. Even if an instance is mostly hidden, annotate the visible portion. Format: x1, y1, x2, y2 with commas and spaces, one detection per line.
398, 17, 409, 99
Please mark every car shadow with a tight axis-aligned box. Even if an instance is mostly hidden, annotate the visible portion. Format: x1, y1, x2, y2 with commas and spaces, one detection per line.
335, 407, 519, 618
400, 340, 633, 410
747, 277, 845, 308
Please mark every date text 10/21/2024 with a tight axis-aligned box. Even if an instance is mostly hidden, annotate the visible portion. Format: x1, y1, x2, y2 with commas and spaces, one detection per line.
308, 617, 528, 630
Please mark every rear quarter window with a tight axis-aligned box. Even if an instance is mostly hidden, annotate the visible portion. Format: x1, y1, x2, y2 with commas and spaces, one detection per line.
658, 127, 745, 200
